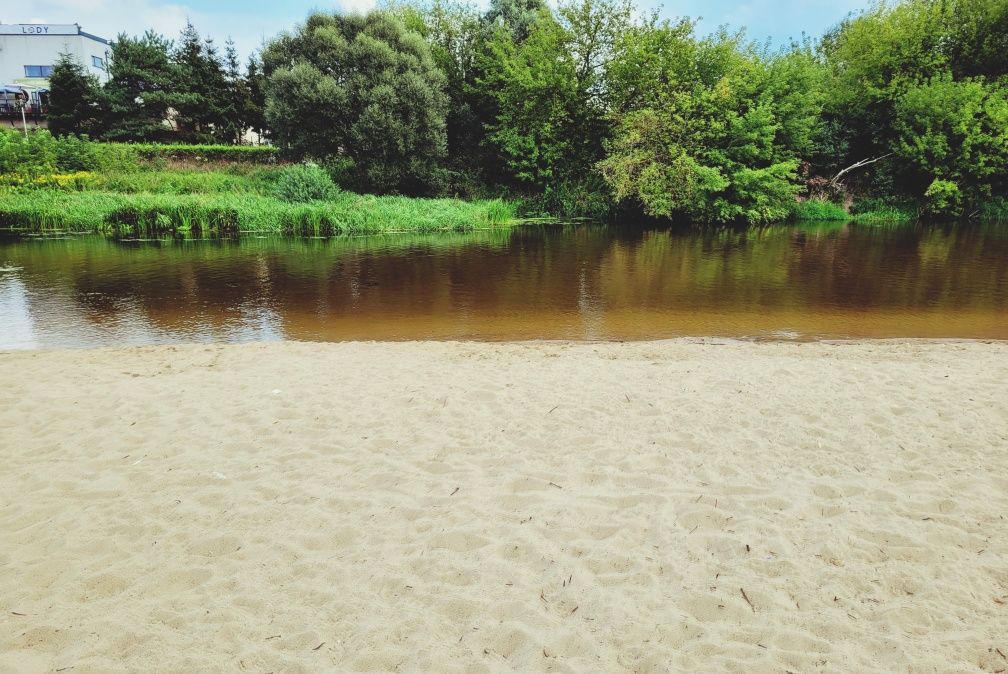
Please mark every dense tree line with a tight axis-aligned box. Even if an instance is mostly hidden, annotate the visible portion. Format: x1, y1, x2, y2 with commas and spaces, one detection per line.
47, 0, 1008, 222
47, 22, 267, 145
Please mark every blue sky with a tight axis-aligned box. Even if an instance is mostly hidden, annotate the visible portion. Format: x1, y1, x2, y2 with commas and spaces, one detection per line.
11, 0, 871, 61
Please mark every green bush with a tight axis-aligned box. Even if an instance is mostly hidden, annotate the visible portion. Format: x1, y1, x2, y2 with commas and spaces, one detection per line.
0, 129, 58, 176
923, 179, 962, 217
273, 164, 339, 203
520, 177, 615, 220
0, 130, 142, 176
53, 134, 99, 171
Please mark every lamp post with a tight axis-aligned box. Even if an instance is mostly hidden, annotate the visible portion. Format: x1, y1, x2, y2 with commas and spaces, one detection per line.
15, 92, 28, 136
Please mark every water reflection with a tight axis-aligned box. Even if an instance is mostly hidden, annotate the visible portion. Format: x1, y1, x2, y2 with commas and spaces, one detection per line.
1, 222, 1006, 349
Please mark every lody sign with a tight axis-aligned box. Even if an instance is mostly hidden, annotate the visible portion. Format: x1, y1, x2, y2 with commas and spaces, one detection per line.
0, 24, 79, 36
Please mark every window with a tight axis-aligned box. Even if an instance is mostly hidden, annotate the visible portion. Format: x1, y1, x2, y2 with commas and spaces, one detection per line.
23, 65, 53, 78
91, 56, 105, 69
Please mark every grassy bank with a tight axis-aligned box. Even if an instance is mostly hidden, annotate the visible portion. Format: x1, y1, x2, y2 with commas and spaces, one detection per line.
791, 198, 921, 225
1, 132, 518, 236
0, 190, 517, 236
791, 200, 849, 221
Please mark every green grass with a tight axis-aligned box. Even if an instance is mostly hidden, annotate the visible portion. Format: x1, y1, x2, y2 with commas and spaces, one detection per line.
0, 189, 518, 236
850, 208, 917, 223
850, 197, 917, 224
791, 200, 850, 221
91, 167, 287, 195
979, 198, 1008, 222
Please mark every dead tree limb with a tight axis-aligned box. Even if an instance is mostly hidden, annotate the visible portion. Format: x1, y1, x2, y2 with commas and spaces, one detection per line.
830, 153, 893, 187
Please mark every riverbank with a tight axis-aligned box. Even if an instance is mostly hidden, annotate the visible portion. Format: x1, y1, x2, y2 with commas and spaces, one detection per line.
1, 340, 1005, 672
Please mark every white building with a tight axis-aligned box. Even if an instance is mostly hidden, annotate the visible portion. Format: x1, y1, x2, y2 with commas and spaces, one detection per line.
0, 23, 110, 88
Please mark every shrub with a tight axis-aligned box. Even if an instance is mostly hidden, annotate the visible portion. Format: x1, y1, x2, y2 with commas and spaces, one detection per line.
273, 164, 339, 203
0, 130, 140, 175
0, 129, 58, 176
923, 179, 962, 217
53, 134, 99, 171
520, 177, 615, 220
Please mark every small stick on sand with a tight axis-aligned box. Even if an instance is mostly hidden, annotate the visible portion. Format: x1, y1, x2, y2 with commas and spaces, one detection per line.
450, 487, 459, 496
740, 588, 755, 613
547, 406, 558, 415
548, 482, 563, 489
570, 606, 578, 615
312, 642, 325, 651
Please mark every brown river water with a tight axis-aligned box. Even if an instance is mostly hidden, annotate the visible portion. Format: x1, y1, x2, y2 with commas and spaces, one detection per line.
1, 221, 1006, 349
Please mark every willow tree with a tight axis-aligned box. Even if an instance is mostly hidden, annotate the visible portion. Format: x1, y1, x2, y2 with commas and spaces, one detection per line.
262, 11, 449, 194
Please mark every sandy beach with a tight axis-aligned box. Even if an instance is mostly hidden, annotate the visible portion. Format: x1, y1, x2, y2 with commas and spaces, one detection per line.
1, 339, 1007, 673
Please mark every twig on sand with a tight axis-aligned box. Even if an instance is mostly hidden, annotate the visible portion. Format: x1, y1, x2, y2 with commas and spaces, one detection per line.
547, 406, 558, 415
570, 606, 579, 615
312, 642, 325, 651
548, 482, 563, 489
740, 588, 756, 613
11, 612, 26, 616
265, 635, 281, 640
450, 487, 459, 496
625, 393, 631, 402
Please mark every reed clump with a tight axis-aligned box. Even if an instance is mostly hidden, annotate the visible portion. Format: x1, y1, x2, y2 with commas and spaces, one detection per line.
791, 200, 850, 221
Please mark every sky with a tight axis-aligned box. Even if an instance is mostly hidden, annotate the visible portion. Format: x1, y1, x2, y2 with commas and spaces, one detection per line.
8, 0, 871, 62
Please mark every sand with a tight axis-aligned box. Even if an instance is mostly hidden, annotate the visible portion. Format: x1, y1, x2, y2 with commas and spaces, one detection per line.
1, 339, 1007, 673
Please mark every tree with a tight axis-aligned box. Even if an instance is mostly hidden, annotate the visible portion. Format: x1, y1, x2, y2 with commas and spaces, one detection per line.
244, 53, 269, 143
600, 25, 822, 223
483, 0, 550, 43
557, 0, 632, 104
172, 21, 229, 142
476, 11, 583, 188
820, 0, 1008, 205
385, 0, 488, 189
262, 11, 449, 194
102, 31, 179, 141
220, 38, 251, 144
46, 54, 103, 137
894, 75, 1008, 209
